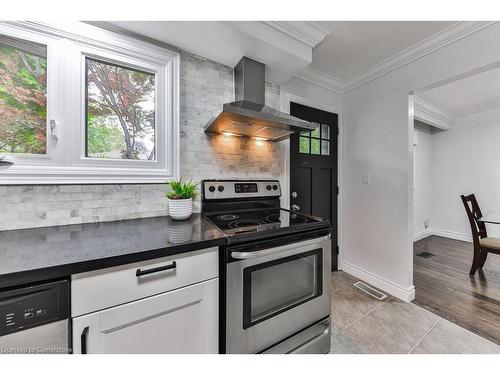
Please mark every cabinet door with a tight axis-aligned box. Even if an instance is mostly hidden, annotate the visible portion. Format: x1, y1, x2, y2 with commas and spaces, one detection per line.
72, 278, 218, 354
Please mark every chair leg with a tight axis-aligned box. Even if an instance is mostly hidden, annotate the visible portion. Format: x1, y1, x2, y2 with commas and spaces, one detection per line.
479, 249, 488, 268
469, 244, 482, 276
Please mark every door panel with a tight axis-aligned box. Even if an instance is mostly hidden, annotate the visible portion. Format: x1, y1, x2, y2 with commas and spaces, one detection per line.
313, 168, 332, 221
102, 302, 203, 353
72, 278, 218, 354
294, 167, 312, 214
290, 102, 338, 270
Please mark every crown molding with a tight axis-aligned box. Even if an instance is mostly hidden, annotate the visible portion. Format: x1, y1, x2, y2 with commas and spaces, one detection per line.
294, 21, 496, 94
414, 96, 454, 130
454, 107, 500, 125
263, 21, 329, 48
294, 66, 346, 94
344, 21, 496, 92
414, 97, 500, 128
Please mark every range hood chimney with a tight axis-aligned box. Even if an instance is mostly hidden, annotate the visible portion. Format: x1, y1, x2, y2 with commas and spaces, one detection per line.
204, 57, 315, 141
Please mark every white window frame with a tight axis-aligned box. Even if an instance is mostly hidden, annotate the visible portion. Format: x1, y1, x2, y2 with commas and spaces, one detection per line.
0, 23, 63, 168
0, 21, 180, 184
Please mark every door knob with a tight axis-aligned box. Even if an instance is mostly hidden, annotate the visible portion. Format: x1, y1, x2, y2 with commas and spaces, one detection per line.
291, 192, 298, 198
291, 204, 300, 211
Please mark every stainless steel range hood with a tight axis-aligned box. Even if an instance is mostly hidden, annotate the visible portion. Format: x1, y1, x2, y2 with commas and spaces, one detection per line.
204, 57, 315, 141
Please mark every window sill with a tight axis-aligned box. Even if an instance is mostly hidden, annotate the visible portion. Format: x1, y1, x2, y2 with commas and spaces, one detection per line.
0, 165, 177, 185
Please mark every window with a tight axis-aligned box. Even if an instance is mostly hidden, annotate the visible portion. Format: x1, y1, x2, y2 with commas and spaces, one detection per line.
85, 58, 156, 160
0, 35, 47, 155
0, 22, 179, 184
299, 122, 330, 156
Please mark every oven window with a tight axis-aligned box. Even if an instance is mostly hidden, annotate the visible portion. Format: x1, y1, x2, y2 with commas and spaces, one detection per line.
242, 248, 323, 329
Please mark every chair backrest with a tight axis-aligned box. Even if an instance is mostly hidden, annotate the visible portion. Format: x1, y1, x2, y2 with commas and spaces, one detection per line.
461, 194, 487, 240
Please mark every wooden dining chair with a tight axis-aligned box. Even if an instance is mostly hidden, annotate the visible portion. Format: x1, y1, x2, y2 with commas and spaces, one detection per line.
461, 194, 500, 275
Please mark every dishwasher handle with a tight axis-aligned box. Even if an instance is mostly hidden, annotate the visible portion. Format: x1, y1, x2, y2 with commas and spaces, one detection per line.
81, 326, 89, 354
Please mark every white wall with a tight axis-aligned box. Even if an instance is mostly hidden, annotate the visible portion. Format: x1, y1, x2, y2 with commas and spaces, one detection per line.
342, 23, 500, 301
413, 121, 433, 238
431, 117, 500, 239
282, 77, 343, 110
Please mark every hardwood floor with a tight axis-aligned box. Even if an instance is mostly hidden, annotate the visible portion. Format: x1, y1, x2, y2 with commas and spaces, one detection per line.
413, 235, 500, 345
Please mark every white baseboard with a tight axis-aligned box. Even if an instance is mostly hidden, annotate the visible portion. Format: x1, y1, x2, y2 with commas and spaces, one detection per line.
413, 229, 433, 242
342, 261, 415, 302
413, 228, 472, 243
431, 228, 472, 242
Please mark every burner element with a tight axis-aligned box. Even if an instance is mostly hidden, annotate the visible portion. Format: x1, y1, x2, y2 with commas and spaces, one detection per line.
217, 214, 240, 221
265, 209, 280, 215
266, 214, 281, 223
229, 219, 266, 229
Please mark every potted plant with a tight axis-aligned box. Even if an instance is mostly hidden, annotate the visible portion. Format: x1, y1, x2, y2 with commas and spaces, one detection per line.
166, 179, 198, 220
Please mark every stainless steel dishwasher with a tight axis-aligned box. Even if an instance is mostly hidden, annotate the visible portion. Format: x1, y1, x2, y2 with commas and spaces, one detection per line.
0, 279, 70, 354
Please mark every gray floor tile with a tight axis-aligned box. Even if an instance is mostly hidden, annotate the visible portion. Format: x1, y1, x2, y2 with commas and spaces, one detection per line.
331, 298, 440, 354
330, 330, 366, 354
330, 284, 385, 334
331, 271, 358, 292
410, 319, 500, 354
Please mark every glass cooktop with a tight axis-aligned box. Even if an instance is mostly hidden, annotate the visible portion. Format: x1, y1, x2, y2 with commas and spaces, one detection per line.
204, 208, 319, 236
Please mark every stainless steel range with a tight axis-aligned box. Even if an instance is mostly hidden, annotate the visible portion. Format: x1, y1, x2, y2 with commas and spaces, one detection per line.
202, 179, 332, 354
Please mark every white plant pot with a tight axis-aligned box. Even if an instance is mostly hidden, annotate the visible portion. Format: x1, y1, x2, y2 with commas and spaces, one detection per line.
168, 198, 193, 220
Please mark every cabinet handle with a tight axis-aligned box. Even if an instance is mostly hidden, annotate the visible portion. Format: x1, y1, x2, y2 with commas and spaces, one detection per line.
136, 261, 177, 277
81, 326, 89, 354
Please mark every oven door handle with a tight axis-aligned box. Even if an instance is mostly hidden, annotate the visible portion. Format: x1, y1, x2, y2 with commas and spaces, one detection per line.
231, 235, 330, 259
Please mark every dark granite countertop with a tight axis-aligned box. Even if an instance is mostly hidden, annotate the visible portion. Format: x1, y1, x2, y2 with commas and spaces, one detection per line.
0, 214, 227, 290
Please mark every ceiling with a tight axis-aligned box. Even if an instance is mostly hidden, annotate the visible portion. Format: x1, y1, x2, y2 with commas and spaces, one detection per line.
419, 66, 500, 118
102, 21, 472, 89
311, 21, 456, 82
105, 21, 316, 83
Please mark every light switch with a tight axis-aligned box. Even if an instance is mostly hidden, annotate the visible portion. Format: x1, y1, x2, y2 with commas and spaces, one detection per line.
362, 175, 371, 184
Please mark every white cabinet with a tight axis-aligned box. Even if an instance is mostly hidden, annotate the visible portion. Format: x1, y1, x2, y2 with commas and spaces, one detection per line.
72, 278, 218, 354
71, 247, 219, 354
72, 247, 218, 317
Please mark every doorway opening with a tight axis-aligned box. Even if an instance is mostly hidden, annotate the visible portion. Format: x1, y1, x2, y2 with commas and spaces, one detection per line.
410, 63, 500, 345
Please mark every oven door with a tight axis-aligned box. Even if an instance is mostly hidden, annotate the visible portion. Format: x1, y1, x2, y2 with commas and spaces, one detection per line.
226, 233, 331, 353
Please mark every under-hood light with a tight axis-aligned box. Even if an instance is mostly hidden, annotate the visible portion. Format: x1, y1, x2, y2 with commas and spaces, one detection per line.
222, 132, 240, 137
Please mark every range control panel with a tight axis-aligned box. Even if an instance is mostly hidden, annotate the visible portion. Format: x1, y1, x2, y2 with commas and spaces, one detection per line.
203, 180, 281, 200
0, 280, 69, 337
235, 183, 258, 194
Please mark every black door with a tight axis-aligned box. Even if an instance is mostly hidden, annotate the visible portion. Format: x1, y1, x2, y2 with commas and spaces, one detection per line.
290, 102, 338, 270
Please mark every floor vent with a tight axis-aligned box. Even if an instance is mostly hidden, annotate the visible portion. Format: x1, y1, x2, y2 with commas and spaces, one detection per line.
353, 281, 387, 300
416, 251, 434, 259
